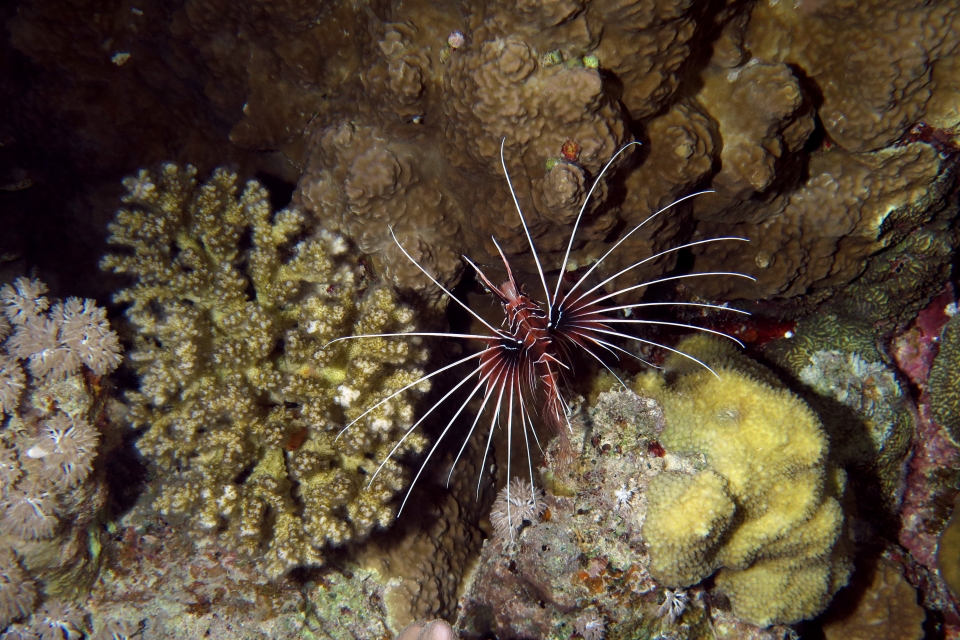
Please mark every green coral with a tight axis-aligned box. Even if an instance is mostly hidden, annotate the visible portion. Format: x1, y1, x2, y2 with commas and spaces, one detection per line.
765, 313, 879, 372
930, 313, 960, 446
766, 314, 914, 511
827, 219, 958, 332
636, 335, 852, 627
101, 165, 431, 577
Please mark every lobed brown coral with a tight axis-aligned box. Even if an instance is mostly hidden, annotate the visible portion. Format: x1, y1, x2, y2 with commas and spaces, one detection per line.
290, 0, 960, 312
8, 0, 960, 312
691, 142, 955, 300
746, 0, 960, 153
821, 557, 925, 640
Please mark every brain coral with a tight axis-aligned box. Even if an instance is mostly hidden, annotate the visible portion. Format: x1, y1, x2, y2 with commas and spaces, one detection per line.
930, 313, 960, 447
101, 165, 431, 577
636, 335, 852, 626
765, 314, 914, 514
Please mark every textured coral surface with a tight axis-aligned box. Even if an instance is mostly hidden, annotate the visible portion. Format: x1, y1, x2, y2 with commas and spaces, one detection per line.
765, 314, 915, 515
456, 382, 812, 638
101, 165, 431, 578
0, 278, 124, 635
637, 336, 852, 626
821, 557, 925, 640
5, 0, 959, 311
890, 291, 960, 631
3, 0, 960, 636
930, 313, 960, 445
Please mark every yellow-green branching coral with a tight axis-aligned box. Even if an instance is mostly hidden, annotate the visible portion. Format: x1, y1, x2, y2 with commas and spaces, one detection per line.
101, 164, 430, 577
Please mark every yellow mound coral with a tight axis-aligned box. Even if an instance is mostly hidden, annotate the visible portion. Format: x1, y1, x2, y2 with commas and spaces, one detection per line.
637, 335, 852, 626
101, 165, 431, 577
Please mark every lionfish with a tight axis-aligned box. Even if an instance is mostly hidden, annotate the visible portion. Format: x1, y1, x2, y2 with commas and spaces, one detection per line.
328, 140, 753, 532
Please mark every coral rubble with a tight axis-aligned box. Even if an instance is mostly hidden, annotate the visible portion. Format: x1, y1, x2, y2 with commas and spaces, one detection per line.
84, 515, 390, 639
101, 165, 432, 577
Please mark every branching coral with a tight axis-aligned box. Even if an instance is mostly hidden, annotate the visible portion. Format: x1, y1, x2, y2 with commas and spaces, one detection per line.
101, 164, 432, 576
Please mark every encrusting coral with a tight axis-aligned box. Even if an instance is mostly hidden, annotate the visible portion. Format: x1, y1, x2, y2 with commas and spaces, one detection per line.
929, 313, 960, 446
101, 164, 432, 577
820, 557, 925, 640
0, 277, 123, 635
636, 335, 853, 627
765, 314, 914, 513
